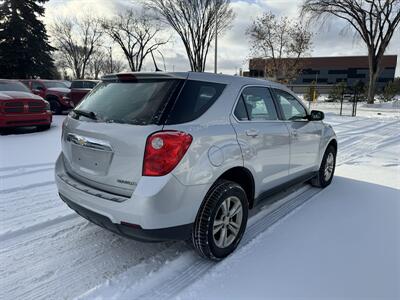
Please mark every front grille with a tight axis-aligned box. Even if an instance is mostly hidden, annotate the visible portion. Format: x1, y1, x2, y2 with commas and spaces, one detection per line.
4, 107, 24, 113
4, 101, 24, 113
6, 119, 47, 125
28, 101, 45, 113
28, 107, 45, 113
5, 102, 23, 107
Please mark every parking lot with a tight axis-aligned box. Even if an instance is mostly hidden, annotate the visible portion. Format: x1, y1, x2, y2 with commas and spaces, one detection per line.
1, 109, 399, 299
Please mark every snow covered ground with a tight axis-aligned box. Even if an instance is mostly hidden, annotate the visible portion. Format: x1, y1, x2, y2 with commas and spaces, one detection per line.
1, 104, 399, 300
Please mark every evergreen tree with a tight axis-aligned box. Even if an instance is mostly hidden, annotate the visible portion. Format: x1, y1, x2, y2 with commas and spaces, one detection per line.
327, 81, 346, 102
0, 0, 56, 79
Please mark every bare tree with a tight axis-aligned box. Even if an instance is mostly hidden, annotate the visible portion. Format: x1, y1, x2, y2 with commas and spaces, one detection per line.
87, 49, 127, 78
50, 16, 103, 79
147, 0, 235, 72
246, 12, 312, 82
101, 10, 168, 72
301, 0, 400, 104
87, 50, 106, 79
104, 58, 126, 74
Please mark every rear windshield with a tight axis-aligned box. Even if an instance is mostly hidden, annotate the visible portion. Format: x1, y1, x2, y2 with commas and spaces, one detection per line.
166, 80, 226, 124
0, 81, 31, 93
75, 79, 181, 125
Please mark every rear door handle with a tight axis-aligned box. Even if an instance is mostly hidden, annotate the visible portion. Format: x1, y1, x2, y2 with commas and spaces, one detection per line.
291, 130, 298, 137
245, 129, 259, 137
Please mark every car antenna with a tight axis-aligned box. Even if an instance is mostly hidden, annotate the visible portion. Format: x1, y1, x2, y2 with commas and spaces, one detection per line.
150, 50, 163, 72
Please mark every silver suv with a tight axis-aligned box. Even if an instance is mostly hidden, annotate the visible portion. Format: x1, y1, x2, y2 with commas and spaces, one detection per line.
55, 72, 337, 260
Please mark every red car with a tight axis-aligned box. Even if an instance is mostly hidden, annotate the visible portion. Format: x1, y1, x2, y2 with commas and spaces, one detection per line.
20, 79, 73, 114
0, 80, 52, 130
68, 80, 99, 106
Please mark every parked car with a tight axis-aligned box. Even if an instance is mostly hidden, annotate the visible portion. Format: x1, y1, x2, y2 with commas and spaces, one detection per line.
55, 72, 337, 260
68, 80, 99, 106
0, 79, 52, 131
20, 79, 72, 114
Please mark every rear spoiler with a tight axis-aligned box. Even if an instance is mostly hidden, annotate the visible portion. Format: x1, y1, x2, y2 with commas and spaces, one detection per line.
101, 72, 188, 82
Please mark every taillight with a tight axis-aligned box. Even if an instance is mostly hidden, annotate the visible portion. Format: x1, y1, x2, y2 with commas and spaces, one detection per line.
143, 131, 193, 176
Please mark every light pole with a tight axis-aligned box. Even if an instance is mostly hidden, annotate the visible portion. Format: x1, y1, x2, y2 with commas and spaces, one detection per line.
214, 1, 218, 74
109, 46, 113, 73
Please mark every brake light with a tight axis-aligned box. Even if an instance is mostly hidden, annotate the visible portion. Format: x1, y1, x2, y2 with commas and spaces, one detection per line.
143, 131, 193, 176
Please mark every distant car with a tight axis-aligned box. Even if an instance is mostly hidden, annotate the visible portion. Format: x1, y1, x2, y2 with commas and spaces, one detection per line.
20, 79, 72, 114
68, 80, 99, 106
0, 79, 52, 131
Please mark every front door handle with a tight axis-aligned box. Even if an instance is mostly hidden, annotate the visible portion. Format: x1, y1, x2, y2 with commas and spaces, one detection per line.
246, 129, 259, 137
291, 130, 298, 137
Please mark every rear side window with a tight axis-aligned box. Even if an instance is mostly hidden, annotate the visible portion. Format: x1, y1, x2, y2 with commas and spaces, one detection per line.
75, 79, 181, 125
71, 81, 98, 89
71, 81, 83, 88
166, 80, 225, 124
235, 87, 278, 121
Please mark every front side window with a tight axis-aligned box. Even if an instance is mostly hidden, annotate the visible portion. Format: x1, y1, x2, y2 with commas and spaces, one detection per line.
234, 87, 278, 121
273, 89, 307, 120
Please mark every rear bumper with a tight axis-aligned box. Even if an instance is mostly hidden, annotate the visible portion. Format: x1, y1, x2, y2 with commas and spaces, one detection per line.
55, 153, 209, 240
0, 111, 52, 128
59, 193, 192, 242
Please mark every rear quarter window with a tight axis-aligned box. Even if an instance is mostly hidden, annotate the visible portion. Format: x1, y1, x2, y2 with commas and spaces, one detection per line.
166, 80, 225, 124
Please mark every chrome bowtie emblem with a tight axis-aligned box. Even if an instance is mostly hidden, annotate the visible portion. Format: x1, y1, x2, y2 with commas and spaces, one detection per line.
77, 137, 86, 146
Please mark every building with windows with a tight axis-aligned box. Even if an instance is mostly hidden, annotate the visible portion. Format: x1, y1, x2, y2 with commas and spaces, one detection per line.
247, 55, 397, 94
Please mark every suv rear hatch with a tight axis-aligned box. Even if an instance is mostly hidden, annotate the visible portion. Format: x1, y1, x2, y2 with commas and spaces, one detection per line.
61, 73, 187, 197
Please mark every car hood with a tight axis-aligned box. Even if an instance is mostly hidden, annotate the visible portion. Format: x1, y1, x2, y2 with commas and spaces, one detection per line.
47, 87, 71, 94
0, 91, 44, 101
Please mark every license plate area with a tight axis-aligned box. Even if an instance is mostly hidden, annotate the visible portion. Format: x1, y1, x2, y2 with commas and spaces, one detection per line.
68, 133, 114, 176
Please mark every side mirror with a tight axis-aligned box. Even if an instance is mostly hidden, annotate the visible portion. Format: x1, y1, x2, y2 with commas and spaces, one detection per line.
309, 110, 324, 121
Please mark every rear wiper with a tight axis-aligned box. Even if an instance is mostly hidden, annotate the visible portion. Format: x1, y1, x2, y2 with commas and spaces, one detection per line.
73, 109, 97, 120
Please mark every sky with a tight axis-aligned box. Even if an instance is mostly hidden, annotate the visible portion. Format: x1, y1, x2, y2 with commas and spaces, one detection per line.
44, 0, 400, 76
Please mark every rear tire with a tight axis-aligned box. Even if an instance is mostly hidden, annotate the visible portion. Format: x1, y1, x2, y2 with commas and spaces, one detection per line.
192, 180, 248, 261
311, 145, 336, 188
37, 124, 51, 131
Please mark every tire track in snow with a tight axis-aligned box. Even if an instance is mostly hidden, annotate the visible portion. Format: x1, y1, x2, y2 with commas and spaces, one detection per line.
0, 181, 55, 194
0, 162, 54, 172
0, 167, 54, 179
134, 187, 321, 300
0, 214, 78, 242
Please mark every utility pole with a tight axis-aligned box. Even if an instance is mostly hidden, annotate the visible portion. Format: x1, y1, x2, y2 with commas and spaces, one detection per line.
110, 46, 113, 73
214, 1, 218, 74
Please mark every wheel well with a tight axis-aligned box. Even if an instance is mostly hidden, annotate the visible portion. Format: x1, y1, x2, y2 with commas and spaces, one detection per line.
217, 167, 255, 209
327, 139, 338, 154
46, 95, 60, 102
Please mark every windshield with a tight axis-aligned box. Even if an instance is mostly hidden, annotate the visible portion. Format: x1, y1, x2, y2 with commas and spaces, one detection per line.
0, 81, 31, 93
75, 79, 181, 125
43, 81, 68, 88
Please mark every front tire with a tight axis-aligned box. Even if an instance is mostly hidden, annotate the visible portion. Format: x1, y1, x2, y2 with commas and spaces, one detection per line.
192, 180, 248, 261
49, 100, 62, 115
311, 145, 336, 188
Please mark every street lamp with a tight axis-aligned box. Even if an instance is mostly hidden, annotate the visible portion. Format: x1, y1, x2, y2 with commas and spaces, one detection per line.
214, 0, 218, 74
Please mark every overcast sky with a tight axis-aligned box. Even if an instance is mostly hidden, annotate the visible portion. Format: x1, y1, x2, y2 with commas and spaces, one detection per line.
44, 0, 400, 76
